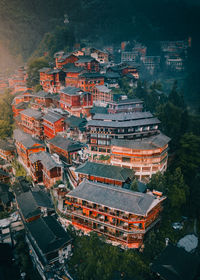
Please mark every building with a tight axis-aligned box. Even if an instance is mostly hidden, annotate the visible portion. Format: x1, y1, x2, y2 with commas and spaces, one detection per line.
0, 139, 15, 162
43, 110, 66, 139
93, 85, 113, 106
64, 115, 87, 142
64, 180, 165, 248
107, 98, 143, 113
32, 91, 55, 108
48, 135, 84, 164
64, 64, 84, 87
78, 72, 104, 92
75, 161, 134, 187
75, 56, 100, 72
13, 129, 46, 168
29, 151, 63, 188
55, 53, 79, 69
110, 133, 170, 181
25, 215, 72, 280
140, 56, 161, 75
15, 188, 54, 223
0, 183, 13, 211
39, 68, 66, 93
87, 111, 160, 154
19, 108, 43, 139
90, 48, 109, 64
60, 86, 93, 117
165, 56, 184, 72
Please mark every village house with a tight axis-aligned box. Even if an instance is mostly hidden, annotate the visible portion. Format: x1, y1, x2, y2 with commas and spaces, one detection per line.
55, 52, 79, 69
107, 98, 143, 113
0, 139, 15, 162
75, 56, 100, 72
15, 188, 54, 223
140, 56, 161, 75
48, 134, 84, 165
64, 115, 87, 142
39, 68, 65, 93
78, 72, 104, 92
92, 85, 113, 106
25, 215, 72, 280
75, 161, 134, 187
13, 129, 46, 168
29, 151, 63, 188
64, 179, 166, 248
32, 91, 55, 108
8, 66, 28, 94
19, 108, 43, 139
43, 110, 67, 139
90, 48, 109, 64
64, 63, 84, 87
60, 86, 93, 117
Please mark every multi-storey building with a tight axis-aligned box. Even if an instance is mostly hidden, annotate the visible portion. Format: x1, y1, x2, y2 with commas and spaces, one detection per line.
78, 72, 104, 92
19, 108, 43, 139
60, 86, 93, 117
13, 129, 46, 168
140, 56, 161, 75
29, 151, 63, 188
43, 110, 66, 139
75, 56, 100, 72
48, 135, 84, 164
107, 98, 143, 114
0, 139, 15, 162
64, 64, 84, 87
26, 215, 72, 280
92, 85, 113, 106
39, 68, 65, 93
90, 48, 109, 64
75, 161, 134, 187
110, 133, 170, 181
55, 53, 79, 69
64, 180, 166, 248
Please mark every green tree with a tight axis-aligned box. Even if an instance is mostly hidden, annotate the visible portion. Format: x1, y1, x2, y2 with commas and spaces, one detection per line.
26, 56, 49, 87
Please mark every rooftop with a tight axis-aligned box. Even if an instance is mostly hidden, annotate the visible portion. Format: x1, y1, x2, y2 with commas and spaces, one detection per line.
43, 110, 64, 124
29, 151, 61, 171
93, 111, 152, 122
108, 98, 143, 106
79, 72, 104, 79
60, 86, 83, 96
95, 85, 112, 93
0, 139, 15, 151
111, 133, 170, 149
67, 180, 164, 216
13, 129, 45, 149
48, 135, 84, 152
76, 55, 96, 63
26, 215, 72, 255
20, 108, 42, 120
75, 161, 134, 182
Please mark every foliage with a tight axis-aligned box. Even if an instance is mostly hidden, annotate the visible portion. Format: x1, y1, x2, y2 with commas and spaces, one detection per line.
12, 160, 27, 177
26, 56, 49, 87
0, 211, 9, 219
0, 89, 14, 139
130, 178, 138, 191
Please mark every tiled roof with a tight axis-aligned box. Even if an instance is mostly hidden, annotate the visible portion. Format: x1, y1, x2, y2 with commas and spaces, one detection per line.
29, 151, 61, 171
109, 98, 143, 105
60, 87, 83, 96
79, 72, 104, 78
43, 110, 64, 124
95, 85, 112, 93
13, 129, 44, 149
48, 135, 84, 152
20, 108, 42, 120
93, 111, 153, 121
87, 117, 160, 128
26, 215, 72, 254
75, 161, 134, 181
76, 55, 96, 63
65, 115, 87, 130
0, 139, 15, 151
111, 133, 170, 149
67, 180, 164, 216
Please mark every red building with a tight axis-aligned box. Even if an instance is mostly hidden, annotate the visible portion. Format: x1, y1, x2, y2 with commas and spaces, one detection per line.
64, 64, 84, 87
0, 139, 15, 162
64, 180, 166, 248
60, 87, 93, 117
19, 108, 43, 139
75, 161, 134, 187
29, 151, 63, 188
39, 68, 65, 93
75, 56, 100, 72
43, 110, 66, 139
78, 73, 104, 92
55, 53, 79, 69
13, 129, 46, 168
48, 135, 84, 164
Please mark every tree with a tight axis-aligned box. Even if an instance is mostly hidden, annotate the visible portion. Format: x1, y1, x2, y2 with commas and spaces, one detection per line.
130, 179, 138, 191
168, 81, 185, 109
26, 56, 49, 88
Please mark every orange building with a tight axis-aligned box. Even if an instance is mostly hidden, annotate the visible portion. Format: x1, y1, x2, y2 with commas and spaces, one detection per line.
43, 110, 66, 140
55, 53, 79, 69
64, 180, 166, 248
60, 87, 93, 117
78, 73, 104, 92
75, 56, 100, 72
110, 134, 170, 182
0, 139, 15, 162
39, 68, 65, 93
64, 64, 84, 87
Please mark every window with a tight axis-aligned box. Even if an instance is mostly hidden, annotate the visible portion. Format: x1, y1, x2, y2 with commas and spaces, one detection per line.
122, 157, 131, 163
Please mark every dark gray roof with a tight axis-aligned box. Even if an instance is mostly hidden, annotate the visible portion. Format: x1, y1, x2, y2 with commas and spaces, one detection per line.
105, 72, 121, 79
111, 133, 170, 149
48, 135, 84, 152
76, 56, 96, 63
67, 180, 163, 216
87, 117, 160, 128
43, 110, 64, 124
109, 98, 143, 106
75, 161, 134, 181
15, 102, 29, 110
32, 91, 50, 98
29, 151, 61, 171
63, 64, 83, 73
38, 67, 51, 73
65, 115, 87, 130
79, 72, 104, 79
13, 129, 45, 149
26, 215, 72, 254
60, 87, 83, 96
16, 189, 53, 219
93, 111, 153, 121
151, 245, 200, 280
20, 108, 42, 120
90, 106, 108, 115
